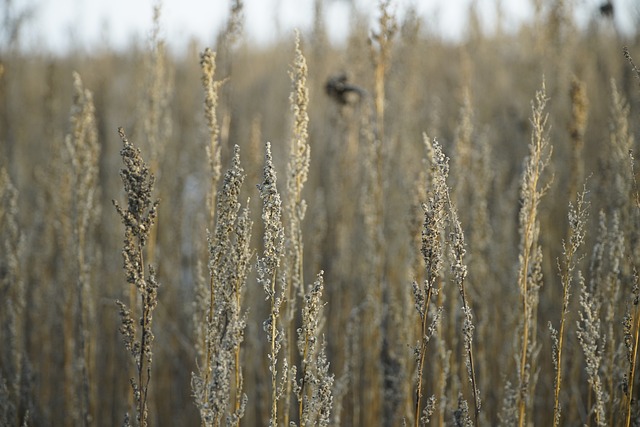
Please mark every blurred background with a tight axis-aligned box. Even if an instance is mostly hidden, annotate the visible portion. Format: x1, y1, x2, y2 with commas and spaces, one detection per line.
2, 0, 640, 425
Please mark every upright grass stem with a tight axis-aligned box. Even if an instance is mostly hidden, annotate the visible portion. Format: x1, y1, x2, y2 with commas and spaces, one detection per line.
625, 276, 640, 427
449, 205, 480, 427
258, 142, 285, 427
64, 71, 100, 427
413, 136, 448, 427
113, 127, 160, 427
516, 82, 552, 427
551, 188, 589, 426
624, 148, 640, 427
191, 146, 251, 427
283, 32, 311, 426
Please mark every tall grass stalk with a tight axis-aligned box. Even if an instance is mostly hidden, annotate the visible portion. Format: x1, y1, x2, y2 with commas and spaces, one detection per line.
362, 4, 397, 424
191, 146, 251, 427
624, 146, 640, 427
413, 136, 448, 427
448, 201, 480, 426
64, 71, 100, 426
112, 128, 160, 427
283, 32, 311, 426
295, 272, 334, 426
200, 47, 226, 231
369, 0, 396, 143
192, 46, 230, 427
258, 142, 286, 427
138, 1, 172, 266
550, 187, 589, 426
516, 82, 552, 427
577, 272, 606, 426
624, 268, 640, 427
595, 211, 624, 425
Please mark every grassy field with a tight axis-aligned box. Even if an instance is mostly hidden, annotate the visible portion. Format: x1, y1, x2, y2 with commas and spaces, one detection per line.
2, 1, 640, 425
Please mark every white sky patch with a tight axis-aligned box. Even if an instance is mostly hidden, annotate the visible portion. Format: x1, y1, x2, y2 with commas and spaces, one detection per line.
6, 0, 639, 54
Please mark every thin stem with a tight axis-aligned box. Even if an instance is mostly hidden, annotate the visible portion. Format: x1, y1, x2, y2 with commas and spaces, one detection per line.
415, 287, 433, 427
299, 335, 309, 427
270, 269, 279, 426
138, 246, 148, 427
553, 286, 568, 424
234, 283, 242, 415
518, 253, 531, 427
459, 287, 479, 427
626, 301, 640, 427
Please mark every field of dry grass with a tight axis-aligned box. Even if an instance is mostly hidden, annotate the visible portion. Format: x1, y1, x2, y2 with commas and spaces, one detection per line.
2, 1, 640, 425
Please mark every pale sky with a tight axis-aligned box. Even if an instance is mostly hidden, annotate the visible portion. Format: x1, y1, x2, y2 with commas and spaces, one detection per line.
5, 0, 638, 54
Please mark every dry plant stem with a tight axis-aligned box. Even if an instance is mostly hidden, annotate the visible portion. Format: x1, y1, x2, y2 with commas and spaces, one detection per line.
138, 275, 153, 423
234, 283, 243, 416
369, 0, 396, 142
140, 2, 172, 267
269, 266, 279, 426
201, 48, 226, 231
136, 250, 150, 421
435, 316, 448, 427
113, 127, 160, 427
192, 145, 250, 427
230, 196, 253, 420
551, 266, 569, 423
552, 188, 589, 426
449, 205, 480, 427
517, 82, 552, 427
368, 0, 397, 284
206, 271, 215, 425
364, 5, 397, 424
599, 212, 622, 426
577, 273, 606, 426
623, 47, 640, 85
296, 272, 333, 426
257, 142, 286, 427
216, 0, 244, 153
368, 0, 397, 278
626, 272, 640, 427
199, 47, 225, 417
415, 287, 434, 426
234, 346, 241, 415
200, 262, 214, 412
286, 32, 311, 426
625, 151, 640, 427
283, 32, 311, 427
360, 98, 384, 427
414, 136, 448, 427
65, 71, 100, 426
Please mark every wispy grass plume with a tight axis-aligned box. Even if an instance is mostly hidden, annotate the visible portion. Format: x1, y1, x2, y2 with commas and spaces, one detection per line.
550, 186, 589, 426
515, 82, 553, 427
200, 47, 226, 230
283, 32, 311, 426
413, 135, 448, 427
64, 71, 101, 426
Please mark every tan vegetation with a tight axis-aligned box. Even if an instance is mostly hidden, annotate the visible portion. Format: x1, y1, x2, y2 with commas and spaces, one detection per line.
1, 1, 640, 425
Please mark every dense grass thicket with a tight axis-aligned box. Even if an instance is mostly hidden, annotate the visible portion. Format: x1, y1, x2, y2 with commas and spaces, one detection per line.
2, 1, 640, 425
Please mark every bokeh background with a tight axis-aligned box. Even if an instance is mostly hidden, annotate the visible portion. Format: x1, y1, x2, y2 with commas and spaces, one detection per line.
2, 0, 640, 425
